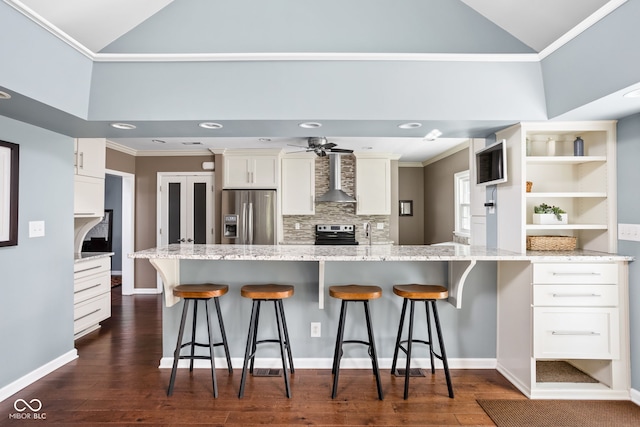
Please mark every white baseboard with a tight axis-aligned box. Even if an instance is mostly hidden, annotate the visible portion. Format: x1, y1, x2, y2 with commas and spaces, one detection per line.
631, 388, 640, 406
159, 356, 496, 370
133, 288, 162, 295
0, 350, 78, 403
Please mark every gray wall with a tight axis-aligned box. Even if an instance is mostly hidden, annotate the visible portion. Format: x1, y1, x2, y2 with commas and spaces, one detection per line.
0, 116, 75, 389
398, 167, 425, 245
172, 259, 497, 361
616, 113, 640, 391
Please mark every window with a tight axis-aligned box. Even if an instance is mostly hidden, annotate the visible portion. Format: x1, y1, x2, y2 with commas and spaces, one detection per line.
454, 170, 470, 237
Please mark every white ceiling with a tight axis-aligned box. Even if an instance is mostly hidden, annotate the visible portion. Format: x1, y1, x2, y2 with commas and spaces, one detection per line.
7, 0, 636, 162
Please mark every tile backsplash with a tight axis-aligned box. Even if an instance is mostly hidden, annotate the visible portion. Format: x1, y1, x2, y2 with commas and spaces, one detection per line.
282, 155, 391, 243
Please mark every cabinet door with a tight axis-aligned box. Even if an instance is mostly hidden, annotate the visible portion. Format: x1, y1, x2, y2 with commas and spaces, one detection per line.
74, 175, 105, 216
252, 156, 279, 188
224, 156, 252, 187
356, 158, 390, 215
75, 138, 105, 179
282, 157, 315, 214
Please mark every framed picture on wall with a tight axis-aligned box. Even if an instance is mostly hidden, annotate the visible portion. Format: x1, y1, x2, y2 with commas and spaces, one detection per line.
0, 140, 19, 247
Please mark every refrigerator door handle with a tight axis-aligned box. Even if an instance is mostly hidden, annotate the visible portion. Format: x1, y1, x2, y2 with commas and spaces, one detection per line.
248, 202, 254, 244
242, 202, 248, 243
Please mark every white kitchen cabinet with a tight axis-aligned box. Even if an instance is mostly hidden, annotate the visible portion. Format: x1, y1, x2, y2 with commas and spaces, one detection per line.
75, 138, 105, 178
74, 138, 106, 217
74, 256, 111, 339
223, 151, 280, 188
281, 154, 315, 215
497, 260, 630, 399
355, 155, 391, 215
495, 121, 617, 253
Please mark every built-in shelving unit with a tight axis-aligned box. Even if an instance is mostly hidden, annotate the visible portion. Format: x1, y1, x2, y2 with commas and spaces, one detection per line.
496, 121, 617, 254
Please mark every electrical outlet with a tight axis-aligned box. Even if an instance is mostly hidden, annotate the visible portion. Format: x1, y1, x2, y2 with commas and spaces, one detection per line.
295, 223, 300, 230
376, 223, 384, 230
29, 220, 45, 238
310, 322, 321, 337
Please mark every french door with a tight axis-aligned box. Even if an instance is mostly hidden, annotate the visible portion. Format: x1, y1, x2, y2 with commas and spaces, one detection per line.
158, 173, 214, 246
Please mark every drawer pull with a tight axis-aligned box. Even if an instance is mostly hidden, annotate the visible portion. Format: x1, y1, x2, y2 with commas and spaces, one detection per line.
552, 293, 601, 298
75, 309, 100, 322
552, 272, 601, 276
551, 330, 600, 336
75, 265, 102, 274
75, 283, 102, 294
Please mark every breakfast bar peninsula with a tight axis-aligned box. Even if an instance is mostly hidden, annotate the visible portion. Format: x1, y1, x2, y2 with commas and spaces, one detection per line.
131, 243, 632, 400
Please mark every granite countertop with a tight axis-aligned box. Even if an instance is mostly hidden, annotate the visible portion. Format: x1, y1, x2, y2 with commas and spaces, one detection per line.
129, 244, 633, 262
74, 252, 114, 263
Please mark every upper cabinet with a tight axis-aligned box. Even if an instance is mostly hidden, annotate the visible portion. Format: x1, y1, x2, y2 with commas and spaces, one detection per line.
75, 138, 106, 178
223, 150, 280, 189
355, 154, 391, 215
281, 154, 315, 215
496, 121, 617, 253
74, 138, 106, 217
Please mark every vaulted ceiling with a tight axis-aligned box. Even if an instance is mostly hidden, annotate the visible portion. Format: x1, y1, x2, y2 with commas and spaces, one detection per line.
1, 0, 639, 161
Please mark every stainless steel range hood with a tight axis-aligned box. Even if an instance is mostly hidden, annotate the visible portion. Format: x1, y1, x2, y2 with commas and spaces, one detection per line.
317, 153, 356, 203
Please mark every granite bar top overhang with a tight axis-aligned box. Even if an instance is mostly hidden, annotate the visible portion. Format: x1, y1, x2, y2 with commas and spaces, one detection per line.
129, 244, 633, 262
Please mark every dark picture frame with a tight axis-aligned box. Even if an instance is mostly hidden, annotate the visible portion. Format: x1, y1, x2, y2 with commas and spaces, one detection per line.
399, 200, 413, 216
0, 140, 19, 247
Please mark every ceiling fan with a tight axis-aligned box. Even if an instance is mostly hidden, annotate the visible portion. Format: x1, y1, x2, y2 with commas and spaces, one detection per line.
288, 137, 354, 157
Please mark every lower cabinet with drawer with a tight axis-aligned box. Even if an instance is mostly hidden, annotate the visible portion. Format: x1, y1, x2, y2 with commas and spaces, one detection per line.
497, 260, 630, 400
74, 256, 112, 339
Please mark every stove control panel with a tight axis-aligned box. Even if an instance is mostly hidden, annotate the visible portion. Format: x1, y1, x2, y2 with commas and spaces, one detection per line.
316, 224, 354, 232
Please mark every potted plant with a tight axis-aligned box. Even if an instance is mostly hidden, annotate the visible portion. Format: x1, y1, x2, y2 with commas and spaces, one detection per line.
533, 203, 568, 225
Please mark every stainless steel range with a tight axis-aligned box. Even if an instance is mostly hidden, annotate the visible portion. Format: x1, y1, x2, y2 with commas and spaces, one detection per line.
315, 224, 359, 245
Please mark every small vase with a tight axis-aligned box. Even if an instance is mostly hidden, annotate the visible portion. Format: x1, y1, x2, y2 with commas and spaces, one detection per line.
546, 138, 556, 156
574, 136, 584, 156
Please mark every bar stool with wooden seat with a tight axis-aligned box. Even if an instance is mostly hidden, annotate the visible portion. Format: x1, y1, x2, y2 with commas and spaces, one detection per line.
167, 284, 233, 398
238, 284, 295, 398
391, 284, 454, 399
329, 284, 384, 400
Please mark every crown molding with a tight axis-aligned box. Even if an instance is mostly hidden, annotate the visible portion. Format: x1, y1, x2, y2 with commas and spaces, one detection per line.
398, 162, 425, 167
106, 140, 137, 156
135, 149, 213, 157
421, 141, 470, 167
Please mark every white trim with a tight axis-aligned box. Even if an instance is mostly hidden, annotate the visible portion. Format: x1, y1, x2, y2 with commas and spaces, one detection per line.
159, 357, 496, 370
538, 0, 628, 60
0, 350, 78, 402
106, 141, 137, 157
398, 162, 425, 168
631, 388, 640, 406
105, 169, 135, 296
422, 141, 470, 166
133, 287, 162, 295
136, 150, 213, 157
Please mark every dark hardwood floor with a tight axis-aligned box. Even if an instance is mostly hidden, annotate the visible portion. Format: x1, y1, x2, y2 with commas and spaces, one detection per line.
1, 291, 525, 426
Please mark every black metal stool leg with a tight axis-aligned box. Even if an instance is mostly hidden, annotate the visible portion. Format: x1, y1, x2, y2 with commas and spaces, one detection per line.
363, 300, 384, 400
431, 300, 454, 398
425, 300, 436, 374
331, 300, 347, 375
391, 298, 408, 374
249, 300, 261, 374
189, 300, 198, 371
205, 300, 218, 397
213, 296, 233, 374
239, 300, 259, 398
278, 299, 295, 373
167, 299, 190, 396
274, 300, 291, 398
331, 300, 348, 398
403, 300, 416, 400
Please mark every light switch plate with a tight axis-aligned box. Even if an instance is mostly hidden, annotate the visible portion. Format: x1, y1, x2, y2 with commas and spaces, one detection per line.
618, 223, 640, 241
29, 220, 45, 238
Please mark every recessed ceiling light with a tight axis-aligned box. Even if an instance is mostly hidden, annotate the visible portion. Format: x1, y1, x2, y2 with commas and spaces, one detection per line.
398, 122, 422, 129
199, 122, 223, 129
361, 146, 373, 150
152, 139, 166, 144
623, 88, 640, 98
182, 141, 203, 145
424, 129, 443, 141
110, 123, 136, 130
0, 91, 11, 100
258, 138, 272, 142
299, 122, 322, 129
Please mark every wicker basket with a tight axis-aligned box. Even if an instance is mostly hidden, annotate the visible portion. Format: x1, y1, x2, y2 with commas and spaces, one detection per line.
526, 235, 576, 251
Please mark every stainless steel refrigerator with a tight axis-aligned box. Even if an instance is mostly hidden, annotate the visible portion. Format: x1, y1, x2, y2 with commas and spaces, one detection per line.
221, 189, 277, 244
